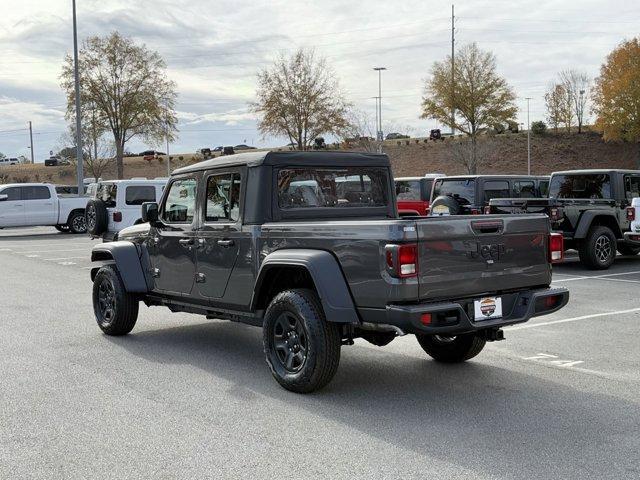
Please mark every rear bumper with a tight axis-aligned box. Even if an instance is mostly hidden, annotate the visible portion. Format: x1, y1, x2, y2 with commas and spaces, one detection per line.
376, 287, 569, 335
623, 232, 640, 245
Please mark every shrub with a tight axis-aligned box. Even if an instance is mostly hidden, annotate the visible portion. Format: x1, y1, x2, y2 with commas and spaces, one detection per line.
531, 121, 547, 135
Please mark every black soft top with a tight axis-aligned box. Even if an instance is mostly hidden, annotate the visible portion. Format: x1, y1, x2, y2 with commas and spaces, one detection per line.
173, 150, 390, 175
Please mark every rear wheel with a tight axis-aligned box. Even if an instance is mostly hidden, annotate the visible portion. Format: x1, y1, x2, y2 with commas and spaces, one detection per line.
263, 289, 341, 393
415, 333, 486, 363
68, 211, 87, 234
578, 226, 616, 270
92, 266, 139, 335
617, 244, 640, 256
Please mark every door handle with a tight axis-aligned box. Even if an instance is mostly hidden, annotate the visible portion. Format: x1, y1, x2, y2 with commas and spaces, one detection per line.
217, 239, 235, 247
179, 238, 194, 246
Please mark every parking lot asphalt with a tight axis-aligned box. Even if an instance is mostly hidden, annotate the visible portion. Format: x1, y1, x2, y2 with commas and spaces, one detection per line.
1, 227, 639, 479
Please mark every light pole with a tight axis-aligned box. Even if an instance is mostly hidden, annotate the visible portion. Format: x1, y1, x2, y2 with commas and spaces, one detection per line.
525, 97, 531, 175
72, 0, 84, 196
373, 67, 386, 151
28, 121, 34, 164
579, 89, 585, 133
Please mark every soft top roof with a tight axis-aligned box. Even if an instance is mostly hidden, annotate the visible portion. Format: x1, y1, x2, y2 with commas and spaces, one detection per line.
551, 169, 640, 175
172, 150, 390, 175
437, 174, 549, 180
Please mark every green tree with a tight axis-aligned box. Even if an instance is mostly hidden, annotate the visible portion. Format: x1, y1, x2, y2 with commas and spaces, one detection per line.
61, 32, 177, 179
420, 43, 517, 174
593, 38, 640, 145
251, 49, 352, 150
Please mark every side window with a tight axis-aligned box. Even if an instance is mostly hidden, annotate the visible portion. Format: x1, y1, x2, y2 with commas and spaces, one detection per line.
484, 181, 510, 203
162, 178, 198, 224
24, 186, 51, 200
205, 173, 241, 222
125, 186, 156, 205
1, 187, 22, 201
539, 180, 549, 197
512, 181, 536, 198
625, 175, 640, 200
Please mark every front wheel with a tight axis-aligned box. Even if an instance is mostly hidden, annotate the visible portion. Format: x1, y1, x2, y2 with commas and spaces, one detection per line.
92, 266, 139, 335
415, 333, 486, 363
578, 226, 616, 269
263, 289, 341, 393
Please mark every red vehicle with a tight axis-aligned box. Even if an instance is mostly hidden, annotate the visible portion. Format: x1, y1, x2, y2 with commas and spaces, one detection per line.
395, 175, 444, 216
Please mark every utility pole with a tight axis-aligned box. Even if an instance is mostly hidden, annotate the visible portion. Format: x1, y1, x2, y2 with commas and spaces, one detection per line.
28, 121, 34, 164
373, 67, 386, 153
72, 0, 84, 196
451, 4, 455, 136
166, 123, 171, 177
526, 97, 532, 175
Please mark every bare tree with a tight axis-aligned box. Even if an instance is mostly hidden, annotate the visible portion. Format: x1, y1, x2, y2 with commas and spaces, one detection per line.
61, 32, 177, 179
251, 49, 352, 150
451, 137, 492, 174
560, 70, 590, 133
421, 43, 517, 174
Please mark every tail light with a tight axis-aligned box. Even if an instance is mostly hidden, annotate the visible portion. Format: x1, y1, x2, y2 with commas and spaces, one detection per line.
113, 211, 122, 222
548, 233, 564, 263
385, 243, 418, 278
484, 206, 491, 215
627, 207, 635, 222
471, 208, 481, 215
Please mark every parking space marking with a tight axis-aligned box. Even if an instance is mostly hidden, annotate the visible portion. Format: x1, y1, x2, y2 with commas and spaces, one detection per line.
44, 256, 88, 261
522, 353, 584, 368
57, 262, 77, 266
19, 248, 91, 254
553, 270, 640, 283
509, 307, 640, 331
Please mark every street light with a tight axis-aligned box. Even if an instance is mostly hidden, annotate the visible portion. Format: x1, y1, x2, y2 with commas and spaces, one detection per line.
72, 0, 84, 196
373, 67, 386, 150
525, 97, 532, 175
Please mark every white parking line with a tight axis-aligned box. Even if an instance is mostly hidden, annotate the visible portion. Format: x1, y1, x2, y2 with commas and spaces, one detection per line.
552, 270, 640, 282
19, 249, 90, 254
44, 256, 88, 261
509, 307, 640, 330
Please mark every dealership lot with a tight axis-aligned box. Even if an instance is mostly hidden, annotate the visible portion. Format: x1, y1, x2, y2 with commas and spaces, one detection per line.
1, 227, 639, 479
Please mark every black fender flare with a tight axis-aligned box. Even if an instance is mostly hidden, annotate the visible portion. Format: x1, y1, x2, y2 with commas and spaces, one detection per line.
574, 211, 621, 239
90, 241, 149, 293
252, 249, 360, 324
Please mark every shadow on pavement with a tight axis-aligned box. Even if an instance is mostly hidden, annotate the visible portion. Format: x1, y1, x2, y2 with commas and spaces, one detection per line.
103, 320, 639, 479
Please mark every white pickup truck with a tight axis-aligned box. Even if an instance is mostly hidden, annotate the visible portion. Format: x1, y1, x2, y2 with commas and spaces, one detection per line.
0, 183, 87, 233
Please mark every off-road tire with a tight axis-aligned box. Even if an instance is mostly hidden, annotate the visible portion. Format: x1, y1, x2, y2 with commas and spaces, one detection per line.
263, 289, 341, 393
578, 226, 617, 270
92, 265, 139, 336
617, 244, 640, 256
415, 333, 486, 363
67, 211, 87, 234
430, 195, 461, 215
85, 199, 108, 236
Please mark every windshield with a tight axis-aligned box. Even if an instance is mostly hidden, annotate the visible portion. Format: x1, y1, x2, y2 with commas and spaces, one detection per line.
549, 174, 611, 199
432, 178, 475, 205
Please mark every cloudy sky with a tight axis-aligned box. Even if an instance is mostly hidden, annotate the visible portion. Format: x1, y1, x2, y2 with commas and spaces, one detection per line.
0, 0, 638, 161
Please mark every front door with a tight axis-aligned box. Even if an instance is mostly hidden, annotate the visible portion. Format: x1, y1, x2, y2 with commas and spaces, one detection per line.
196, 171, 242, 299
0, 186, 25, 227
23, 186, 56, 225
148, 176, 199, 295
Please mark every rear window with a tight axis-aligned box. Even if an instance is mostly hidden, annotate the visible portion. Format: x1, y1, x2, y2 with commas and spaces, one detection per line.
512, 181, 536, 198
277, 167, 388, 209
539, 180, 549, 197
95, 183, 117, 208
483, 181, 510, 203
125, 186, 156, 205
395, 180, 421, 201
549, 174, 611, 199
432, 179, 475, 206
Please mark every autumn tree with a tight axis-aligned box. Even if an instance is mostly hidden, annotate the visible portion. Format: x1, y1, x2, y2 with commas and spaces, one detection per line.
61, 32, 177, 179
560, 70, 590, 133
421, 43, 517, 174
593, 38, 640, 150
545, 83, 573, 133
252, 49, 352, 150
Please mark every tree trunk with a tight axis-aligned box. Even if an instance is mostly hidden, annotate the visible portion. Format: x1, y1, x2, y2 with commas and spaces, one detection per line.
116, 142, 124, 179
470, 134, 478, 174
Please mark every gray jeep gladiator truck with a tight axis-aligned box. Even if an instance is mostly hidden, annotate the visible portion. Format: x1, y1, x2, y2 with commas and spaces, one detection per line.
489, 169, 640, 269
89, 151, 569, 393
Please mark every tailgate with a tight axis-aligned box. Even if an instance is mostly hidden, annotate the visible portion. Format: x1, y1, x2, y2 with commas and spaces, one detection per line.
416, 215, 551, 302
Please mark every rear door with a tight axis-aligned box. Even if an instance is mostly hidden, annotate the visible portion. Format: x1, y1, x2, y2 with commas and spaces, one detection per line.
0, 186, 25, 227
415, 215, 551, 301
23, 186, 56, 225
195, 170, 244, 299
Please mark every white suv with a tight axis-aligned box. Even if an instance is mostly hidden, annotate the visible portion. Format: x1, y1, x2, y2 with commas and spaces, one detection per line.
85, 178, 167, 241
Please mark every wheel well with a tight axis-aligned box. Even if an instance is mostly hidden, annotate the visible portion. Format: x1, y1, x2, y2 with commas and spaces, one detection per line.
589, 215, 622, 239
91, 250, 114, 262
254, 266, 316, 311
66, 208, 85, 224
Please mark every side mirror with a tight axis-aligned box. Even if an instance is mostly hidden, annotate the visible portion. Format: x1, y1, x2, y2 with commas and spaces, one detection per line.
141, 202, 159, 224
0, 194, 7, 202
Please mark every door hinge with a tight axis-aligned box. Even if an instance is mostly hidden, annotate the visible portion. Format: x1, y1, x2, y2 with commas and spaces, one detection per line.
195, 273, 206, 283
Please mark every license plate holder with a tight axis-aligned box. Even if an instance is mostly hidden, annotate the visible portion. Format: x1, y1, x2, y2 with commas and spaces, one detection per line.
474, 297, 503, 321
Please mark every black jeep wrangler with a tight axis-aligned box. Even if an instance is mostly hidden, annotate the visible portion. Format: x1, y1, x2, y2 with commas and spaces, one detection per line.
89, 151, 568, 392
489, 169, 640, 269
